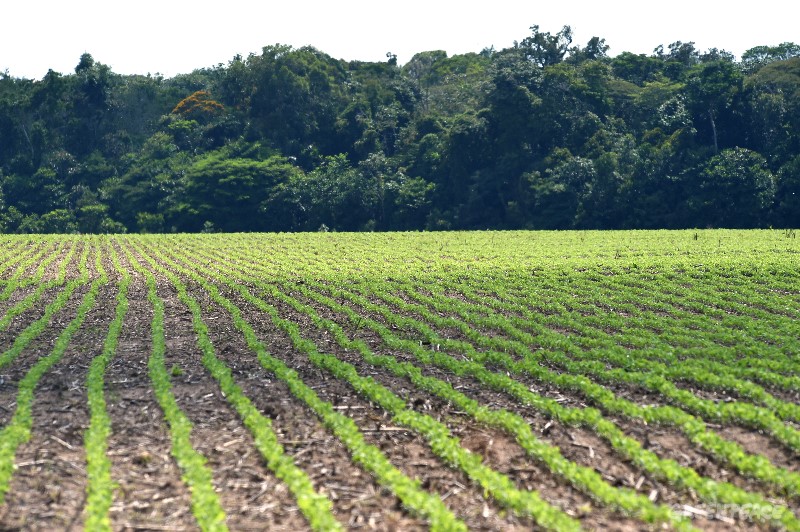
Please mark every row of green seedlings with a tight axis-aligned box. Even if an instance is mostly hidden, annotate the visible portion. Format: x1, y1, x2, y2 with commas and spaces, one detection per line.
346, 277, 800, 503
184, 238, 800, 528
0, 241, 79, 336
594, 266, 800, 360
173, 234, 800, 354
0, 237, 54, 278
82, 241, 131, 531
568, 266, 800, 375
193, 231, 798, 284
512, 270, 800, 408
503, 281, 763, 356
613, 261, 800, 323
462, 272, 800, 419
316, 249, 784, 432
144, 240, 585, 531
0, 238, 31, 275
147, 237, 796, 428
163, 240, 701, 530
124, 241, 346, 532
270, 235, 793, 418
120, 244, 229, 531
273, 283, 699, 528
421, 274, 800, 428
170, 234, 800, 344
170, 237, 768, 420
522, 271, 800, 393
500, 266, 794, 360
128, 239, 474, 531
130, 237, 524, 530
133, 238, 485, 531
282, 262, 798, 528
0, 242, 99, 504
0, 242, 88, 370
209, 231, 796, 388
228, 241, 799, 531
0, 239, 49, 290
643, 265, 799, 324
0, 240, 62, 301
474, 273, 800, 412
743, 269, 800, 304
616, 277, 800, 378
501, 271, 800, 393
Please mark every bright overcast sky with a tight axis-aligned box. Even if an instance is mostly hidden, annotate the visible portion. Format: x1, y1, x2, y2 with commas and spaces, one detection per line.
2, 1, 797, 79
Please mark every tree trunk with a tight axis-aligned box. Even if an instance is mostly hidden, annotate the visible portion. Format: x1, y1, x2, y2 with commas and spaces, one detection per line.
708, 108, 719, 154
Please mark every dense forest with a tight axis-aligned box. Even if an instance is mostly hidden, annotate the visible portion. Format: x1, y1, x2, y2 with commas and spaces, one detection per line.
1, 26, 799, 233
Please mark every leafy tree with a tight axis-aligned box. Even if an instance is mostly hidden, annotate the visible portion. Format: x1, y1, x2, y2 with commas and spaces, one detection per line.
215, 54, 253, 109
136, 211, 165, 233
685, 59, 743, 153
483, 50, 543, 157
392, 176, 435, 229
745, 57, 800, 167
70, 53, 115, 156
654, 41, 700, 80
627, 126, 699, 229
741, 42, 800, 74
774, 155, 800, 226
1, 31, 800, 233
567, 36, 610, 64
694, 147, 775, 227
435, 113, 489, 223
76, 203, 125, 233
248, 45, 346, 158
110, 73, 172, 146
171, 90, 224, 122
403, 51, 449, 87
517, 25, 574, 67
403, 52, 489, 118
182, 151, 302, 232
611, 52, 665, 85
1, 166, 66, 215
294, 153, 376, 231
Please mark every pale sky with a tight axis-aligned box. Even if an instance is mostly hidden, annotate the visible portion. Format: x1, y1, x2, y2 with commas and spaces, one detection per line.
2, 1, 797, 79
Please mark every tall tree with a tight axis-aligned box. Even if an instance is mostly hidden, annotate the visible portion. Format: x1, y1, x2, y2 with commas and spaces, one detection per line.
517, 25, 574, 67
685, 59, 743, 153
70, 53, 114, 156
741, 42, 800, 74
694, 147, 775, 227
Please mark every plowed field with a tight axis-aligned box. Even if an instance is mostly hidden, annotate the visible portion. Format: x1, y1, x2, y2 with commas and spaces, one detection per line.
0, 230, 798, 530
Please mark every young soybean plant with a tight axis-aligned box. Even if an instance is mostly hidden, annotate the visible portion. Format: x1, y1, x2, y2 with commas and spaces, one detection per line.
162, 243, 671, 531
129, 241, 346, 532
121, 244, 228, 531
83, 241, 131, 530
0, 244, 99, 504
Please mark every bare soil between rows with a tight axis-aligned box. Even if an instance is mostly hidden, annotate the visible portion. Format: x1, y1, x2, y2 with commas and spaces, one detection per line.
0, 259, 796, 530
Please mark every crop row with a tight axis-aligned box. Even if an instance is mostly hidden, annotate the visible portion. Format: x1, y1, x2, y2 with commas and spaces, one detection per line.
140, 240, 576, 529
0, 232, 798, 530
192, 238, 798, 528
155, 237, 785, 528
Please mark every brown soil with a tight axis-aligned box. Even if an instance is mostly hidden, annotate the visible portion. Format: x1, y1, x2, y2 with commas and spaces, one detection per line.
190, 280, 538, 531
0, 280, 115, 530
286, 281, 795, 527
198, 303, 429, 530
215, 281, 701, 530
358, 284, 800, 474
105, 279, 198, 530
158, 280, 311, 531
0, 242, 795, 532
0, 283, 92, 428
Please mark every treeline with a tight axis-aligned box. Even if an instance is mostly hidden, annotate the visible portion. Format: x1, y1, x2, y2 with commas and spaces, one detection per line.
1, 27, 799, 233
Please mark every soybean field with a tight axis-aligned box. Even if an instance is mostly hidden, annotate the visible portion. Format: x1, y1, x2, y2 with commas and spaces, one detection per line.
0, 230, 798, 531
